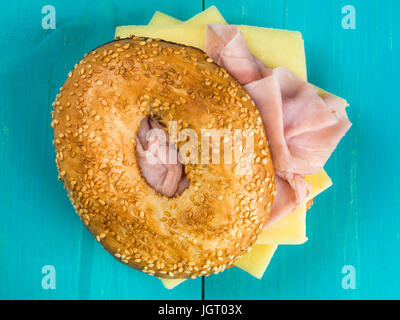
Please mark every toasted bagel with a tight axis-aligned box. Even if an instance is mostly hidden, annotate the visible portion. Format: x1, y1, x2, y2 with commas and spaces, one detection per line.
51, 37, 275, 279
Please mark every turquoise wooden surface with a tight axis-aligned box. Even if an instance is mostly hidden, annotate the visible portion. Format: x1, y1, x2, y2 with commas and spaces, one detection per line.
0, 0, 399, 300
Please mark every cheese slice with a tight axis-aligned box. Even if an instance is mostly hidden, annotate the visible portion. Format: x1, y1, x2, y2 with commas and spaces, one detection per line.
115, 24, 206, 48
256, 169, 333, 245
185, 6, 227, 25
234, 245, 278, 279
240, 25, 306, 80
149, 11, 181, 25
120, 9, 335, 288
149, 6, 226, 26
232, 169, 333, 278
160, 278, 186, 290
257, 204, 307, 245
115, 26, 307, 80
305, 169, 333, 202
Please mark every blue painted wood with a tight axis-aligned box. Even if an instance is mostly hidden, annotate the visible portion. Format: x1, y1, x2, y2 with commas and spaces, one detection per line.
204, 0, 400, 299
1, 0, 399, 300
0, 0, 202, 300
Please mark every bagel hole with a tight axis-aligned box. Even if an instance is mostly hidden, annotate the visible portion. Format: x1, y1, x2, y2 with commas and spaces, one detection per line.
136, 116, 189, 197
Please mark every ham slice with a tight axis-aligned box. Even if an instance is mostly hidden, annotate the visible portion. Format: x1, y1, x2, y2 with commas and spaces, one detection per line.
136, 117, 189, 197
205, 24, 352, 226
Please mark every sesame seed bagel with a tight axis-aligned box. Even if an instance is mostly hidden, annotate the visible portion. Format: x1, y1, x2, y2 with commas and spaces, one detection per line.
51, 37, 275, 279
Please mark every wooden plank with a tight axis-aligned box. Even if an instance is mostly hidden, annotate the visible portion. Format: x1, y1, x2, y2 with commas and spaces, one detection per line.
1, 0, 400, 300
204, 0, 400, 299
0, 0, 202, 300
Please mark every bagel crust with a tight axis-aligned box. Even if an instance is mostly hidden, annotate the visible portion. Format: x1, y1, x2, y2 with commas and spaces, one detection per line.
51, 37, 275, 279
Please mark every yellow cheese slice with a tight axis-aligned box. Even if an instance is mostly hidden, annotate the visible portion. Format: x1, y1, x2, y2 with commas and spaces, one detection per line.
121, 9, 336, 288
115, 24, 206, 48
149, 11, 181, 25
115, 25, 306, 80
160, 278, 186, 290
149, 6, 226, 26
305, 169, 333, 202
239, 25, 306, 80
256, 169, 332, 245
257, 204, 307, 245
234, 245, 278, 279
237, 170, 333, 278
185, 6, 227, 25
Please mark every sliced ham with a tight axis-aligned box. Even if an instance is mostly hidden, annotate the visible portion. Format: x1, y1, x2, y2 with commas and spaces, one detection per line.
136, 117, 189, 197
205, 24, 352, 226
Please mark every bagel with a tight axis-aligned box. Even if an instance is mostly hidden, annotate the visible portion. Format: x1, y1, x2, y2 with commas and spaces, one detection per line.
51, 36, 275, 279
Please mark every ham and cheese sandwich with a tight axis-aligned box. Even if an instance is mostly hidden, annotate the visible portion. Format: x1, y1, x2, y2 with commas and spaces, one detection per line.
135, 24, 351, 227
52, 7, 351, 283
